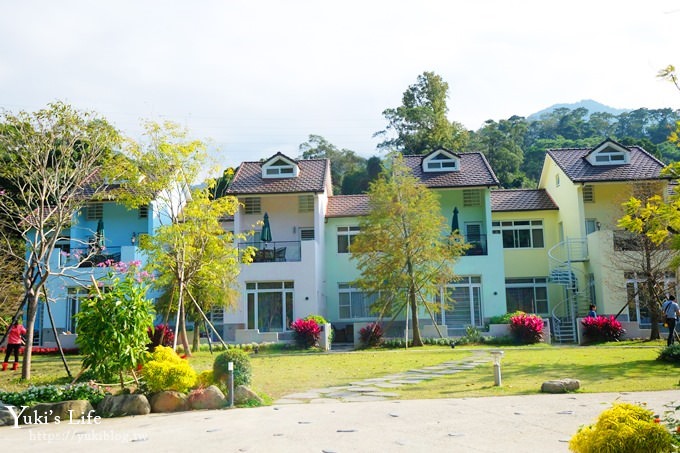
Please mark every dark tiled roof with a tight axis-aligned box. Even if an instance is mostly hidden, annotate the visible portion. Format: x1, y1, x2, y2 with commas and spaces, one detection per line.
546, 145, 668, 183
403, 152, 500, 188
491, 189, 559, 212
326, 195, 370, 218
226, 158, 329, 195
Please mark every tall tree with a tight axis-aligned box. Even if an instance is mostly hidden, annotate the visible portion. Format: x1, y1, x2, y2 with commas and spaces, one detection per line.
0, 102, 122, 379
118, 121, 244, 356
298, 134, 365, 194
376, 71, 468, 154
142, 187, 242, 353
467, 116, 527, 187
350, 155, 467, 346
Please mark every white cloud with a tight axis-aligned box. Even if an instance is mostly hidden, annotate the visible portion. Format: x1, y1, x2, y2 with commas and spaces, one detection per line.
1, 0, 678, 169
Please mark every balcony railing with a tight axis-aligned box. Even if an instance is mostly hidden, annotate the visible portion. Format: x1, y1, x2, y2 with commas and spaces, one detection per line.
463, 234, 488, 256
59, 246, 122, 268
238, 241, 301, 263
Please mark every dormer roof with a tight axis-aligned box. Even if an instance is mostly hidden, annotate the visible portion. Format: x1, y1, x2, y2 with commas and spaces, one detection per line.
261, 152, 300, 178
421, 148, 460, 173
403, 152, 500, 188
546, 140, 668, 183
584, 138, 630, 166
226, 155, 330, 195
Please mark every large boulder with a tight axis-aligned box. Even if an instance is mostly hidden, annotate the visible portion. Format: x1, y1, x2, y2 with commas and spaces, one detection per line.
233, 385, 264, 406
0, 405, 14, 427
97, 394, 151, 418
29, 400, 94, 423
189, 385, 226, 410
541, 378, 581, 393
149, 391, 189, 413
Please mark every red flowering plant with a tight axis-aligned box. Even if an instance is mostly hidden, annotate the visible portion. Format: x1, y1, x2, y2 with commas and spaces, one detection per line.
359, 322, 384, 348
509, 313, 544, 344
290, 318, 321, 349
147, 323, 176, 352
581, 315, 624, 343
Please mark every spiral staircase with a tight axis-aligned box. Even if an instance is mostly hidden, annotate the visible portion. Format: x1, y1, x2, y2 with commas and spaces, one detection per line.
548, 238, 591, 343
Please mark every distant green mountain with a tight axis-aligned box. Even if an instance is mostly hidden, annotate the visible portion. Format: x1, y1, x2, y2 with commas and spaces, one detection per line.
527, 99, 630, 121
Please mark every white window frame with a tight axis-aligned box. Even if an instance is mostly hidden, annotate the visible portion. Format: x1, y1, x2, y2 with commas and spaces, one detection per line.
338, 283, 377, 319
245, 281, 294, 332
505, 277, 548, 315
337, 226, 360, 253
436, 276, 483, 328
492, 220, 544, 249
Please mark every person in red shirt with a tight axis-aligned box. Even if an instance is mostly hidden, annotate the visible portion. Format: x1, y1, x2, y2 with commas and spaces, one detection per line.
3, 319, 26, 371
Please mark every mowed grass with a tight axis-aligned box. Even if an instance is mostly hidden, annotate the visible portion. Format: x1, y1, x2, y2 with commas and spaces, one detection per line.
1, 341, 678, 401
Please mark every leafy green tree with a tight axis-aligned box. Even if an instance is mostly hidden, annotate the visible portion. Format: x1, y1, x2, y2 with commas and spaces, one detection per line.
298, 134, 365, 194
467, 116, 527, 187
76, 264, 155, 388
350, 155, 468, 346
0, 102, 122, 380
117, 121, 243, 356
376, 71, 468, 154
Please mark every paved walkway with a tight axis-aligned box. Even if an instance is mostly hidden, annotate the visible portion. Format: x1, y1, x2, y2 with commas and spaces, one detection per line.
275, 350, 492, 404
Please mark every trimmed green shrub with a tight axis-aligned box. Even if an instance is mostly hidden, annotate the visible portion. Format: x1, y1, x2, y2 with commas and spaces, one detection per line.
488, 311, 525, 325
0, 382, 106, 407
214, 348, 252, 387
569, 403, 673, 452
657, 343, 680, 363
304, 314, 333, 343
141, 345, 197, 393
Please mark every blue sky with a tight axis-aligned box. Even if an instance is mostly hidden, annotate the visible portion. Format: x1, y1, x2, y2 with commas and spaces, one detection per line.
1, 0, 678, 175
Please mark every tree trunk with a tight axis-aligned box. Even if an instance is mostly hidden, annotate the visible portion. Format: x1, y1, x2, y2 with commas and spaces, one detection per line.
410, 286, 423, 346
646, 281, 661, 340
179, 303, 191, 357
21, 292, 39, 380
192, 319, 200, 352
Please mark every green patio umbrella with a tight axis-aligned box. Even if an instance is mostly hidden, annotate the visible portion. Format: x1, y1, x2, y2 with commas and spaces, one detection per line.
451, 207, 459, 234
260, 212, 272, 244
96, 218, 105, 247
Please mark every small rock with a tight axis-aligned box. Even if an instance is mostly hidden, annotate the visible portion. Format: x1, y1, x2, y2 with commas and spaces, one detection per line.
541, 379, 581, 393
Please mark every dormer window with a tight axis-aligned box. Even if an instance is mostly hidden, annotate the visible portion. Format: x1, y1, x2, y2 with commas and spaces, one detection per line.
585, 139, 631, 166
261, 153, 300, 179
422, 149, 460, 173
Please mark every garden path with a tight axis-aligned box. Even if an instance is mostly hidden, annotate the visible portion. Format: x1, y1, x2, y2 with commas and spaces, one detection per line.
274, 350, 492, 404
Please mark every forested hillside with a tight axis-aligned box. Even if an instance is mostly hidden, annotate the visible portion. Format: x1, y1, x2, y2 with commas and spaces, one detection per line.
302, 72, 680, 193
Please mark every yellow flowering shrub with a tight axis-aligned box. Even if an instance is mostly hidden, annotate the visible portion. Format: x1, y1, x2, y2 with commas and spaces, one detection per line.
141, 346, 197, 393
569, 403, 673, 453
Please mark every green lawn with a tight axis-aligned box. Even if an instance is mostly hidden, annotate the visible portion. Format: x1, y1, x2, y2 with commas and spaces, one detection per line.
1, 341, 678, 401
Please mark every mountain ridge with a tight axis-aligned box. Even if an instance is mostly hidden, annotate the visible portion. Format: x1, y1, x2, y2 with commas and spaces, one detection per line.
527, 99, 630, 121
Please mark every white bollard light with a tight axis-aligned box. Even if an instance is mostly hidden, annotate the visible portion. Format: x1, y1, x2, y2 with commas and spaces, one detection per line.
490, 350, 504, 386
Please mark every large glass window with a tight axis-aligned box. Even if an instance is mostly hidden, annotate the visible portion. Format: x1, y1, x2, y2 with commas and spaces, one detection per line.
338, 284, 377, 319
626, 272, 676, 326
492, 220, 544, 249
246, 281, 294, 332
505, 278, 548, 314
436, 276, 483, 328
66, 287, 90, 333
337, 226, 360, 253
